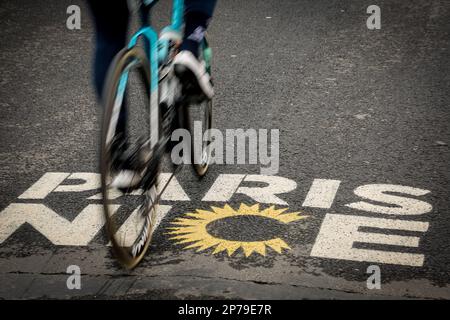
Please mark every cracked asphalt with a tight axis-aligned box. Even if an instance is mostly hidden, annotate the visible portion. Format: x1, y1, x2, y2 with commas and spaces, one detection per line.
1, 0, 450, 299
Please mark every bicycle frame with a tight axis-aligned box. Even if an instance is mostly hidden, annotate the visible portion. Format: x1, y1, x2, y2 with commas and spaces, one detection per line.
119, 0, 185, 149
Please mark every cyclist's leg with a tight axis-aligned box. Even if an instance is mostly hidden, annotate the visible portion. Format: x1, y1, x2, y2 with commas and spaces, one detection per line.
87, 0, 129, 140
181, 0, 218, 57
174, 0, 217, 98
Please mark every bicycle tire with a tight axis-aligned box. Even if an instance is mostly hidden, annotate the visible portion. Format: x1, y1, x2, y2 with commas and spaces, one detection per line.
182, 98, 212, 177
100, 46, 161, 269
182, 40, 213, 177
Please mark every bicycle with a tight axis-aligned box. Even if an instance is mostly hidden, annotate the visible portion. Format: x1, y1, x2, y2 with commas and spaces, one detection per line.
100, 0, 213, 269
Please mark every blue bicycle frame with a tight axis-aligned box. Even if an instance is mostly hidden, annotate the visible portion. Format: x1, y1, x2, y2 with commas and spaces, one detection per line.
119, 0, 185, 148
128, 0, 184, 91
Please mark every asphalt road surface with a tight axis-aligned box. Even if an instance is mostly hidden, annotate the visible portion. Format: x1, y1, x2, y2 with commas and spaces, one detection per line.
1, 0, 449, 299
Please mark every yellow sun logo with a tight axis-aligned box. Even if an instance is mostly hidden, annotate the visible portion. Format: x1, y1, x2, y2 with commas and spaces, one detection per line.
166, 203, 308, 257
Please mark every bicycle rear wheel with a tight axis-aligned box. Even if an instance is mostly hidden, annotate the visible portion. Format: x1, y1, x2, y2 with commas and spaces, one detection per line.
100, 46, 161, 269
182, 40, 213, 177
182, 98, 212, 177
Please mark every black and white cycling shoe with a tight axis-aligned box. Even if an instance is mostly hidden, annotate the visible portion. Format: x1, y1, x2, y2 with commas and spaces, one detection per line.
110, 169, 143, 190
173, 50, 214, 99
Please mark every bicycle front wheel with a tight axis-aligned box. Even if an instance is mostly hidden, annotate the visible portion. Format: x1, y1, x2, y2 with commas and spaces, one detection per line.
100, 46, 161, 269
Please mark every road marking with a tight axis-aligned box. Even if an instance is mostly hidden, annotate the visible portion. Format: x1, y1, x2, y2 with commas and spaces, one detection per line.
3, 172, 436, 267
0, 203, 117, 245
0, 201, 173, 246
167, 203, 308, 257
302, 179, 341, 209
346, 184, 433, 215
88, 173, 190, 201
202, 174, 245, 202
202, 174, 297, 205
18, 172, 70, 199
237, 175, 297, 205
54, 172, 100, 193
310, 213, 429, 266
16, 171, 188, 202
157, 173, 190, 201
